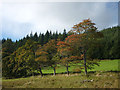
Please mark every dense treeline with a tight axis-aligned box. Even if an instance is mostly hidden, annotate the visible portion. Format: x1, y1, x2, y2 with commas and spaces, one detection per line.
101, 26, 120, 59
2, 29, 67, 51
2, 26, 119, 61
2, 19, 120, 78
88, 26, 120, 59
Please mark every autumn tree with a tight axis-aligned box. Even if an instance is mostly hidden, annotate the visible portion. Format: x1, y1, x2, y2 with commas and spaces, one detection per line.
35, 39, 59, 76
43, 39, 59, 75
35, 47, 48, 77
57, 41, 73, 75
69, 19, 103, 75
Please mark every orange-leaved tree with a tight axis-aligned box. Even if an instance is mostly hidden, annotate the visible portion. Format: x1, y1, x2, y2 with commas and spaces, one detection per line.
68, 19, 103, 75
57, 41, 72, 75
35, 39, 59, 76
57, 40, 83, 75
35, 45, 49, 77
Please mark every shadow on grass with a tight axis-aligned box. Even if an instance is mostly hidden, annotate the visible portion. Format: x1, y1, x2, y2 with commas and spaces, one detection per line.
106, 70, 120, 73
33, 70, 120, 76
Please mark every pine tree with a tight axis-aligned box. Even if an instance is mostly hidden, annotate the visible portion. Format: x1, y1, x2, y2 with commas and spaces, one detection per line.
33, 32, 38, 42
40, 34, 44, 46
2, 38, 6, 44
44, 30, 50, 44
62, 29, 67, 41
55, 31, 58, 41
30, 31, 33, 40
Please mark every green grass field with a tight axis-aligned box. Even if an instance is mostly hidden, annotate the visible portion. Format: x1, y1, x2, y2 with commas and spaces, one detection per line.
41, 59, 119, 74
2, 59, 120, 88
90, 59, 119, 71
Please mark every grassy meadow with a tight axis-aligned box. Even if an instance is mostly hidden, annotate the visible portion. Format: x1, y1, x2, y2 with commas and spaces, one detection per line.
2, 59, 120, 88
41, 59, 119, 74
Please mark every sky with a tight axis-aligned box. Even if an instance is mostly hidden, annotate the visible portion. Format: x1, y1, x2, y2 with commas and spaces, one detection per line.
1, 0, 118, 41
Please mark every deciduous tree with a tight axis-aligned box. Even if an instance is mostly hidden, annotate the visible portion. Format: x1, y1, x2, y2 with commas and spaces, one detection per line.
68, 19, 103, 75
42, 39, 59, 75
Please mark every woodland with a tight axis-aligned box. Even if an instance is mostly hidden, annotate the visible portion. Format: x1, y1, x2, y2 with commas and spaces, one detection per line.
1, 19, 120, 79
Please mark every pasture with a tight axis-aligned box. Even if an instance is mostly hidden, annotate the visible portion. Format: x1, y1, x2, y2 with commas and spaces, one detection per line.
2, 59, 120, 88
42, 59, 119, 74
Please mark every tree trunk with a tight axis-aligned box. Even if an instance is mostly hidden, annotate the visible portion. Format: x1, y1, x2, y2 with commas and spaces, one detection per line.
66, 63, 69, 75
83, 50, 87, 75
32, 72, 34, 76
39, 67, 43, 77
53, 67, 56, 76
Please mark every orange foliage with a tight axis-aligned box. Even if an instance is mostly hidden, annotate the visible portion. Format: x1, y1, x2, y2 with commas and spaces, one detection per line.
57, 41, 69, 46
72, 19, 97, 35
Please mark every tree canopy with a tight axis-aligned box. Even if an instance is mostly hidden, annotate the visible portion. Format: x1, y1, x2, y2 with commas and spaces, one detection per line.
2, 19, 120, 78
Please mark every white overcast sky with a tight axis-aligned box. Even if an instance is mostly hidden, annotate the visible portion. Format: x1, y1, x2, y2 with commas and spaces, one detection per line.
1, 0, 119, 41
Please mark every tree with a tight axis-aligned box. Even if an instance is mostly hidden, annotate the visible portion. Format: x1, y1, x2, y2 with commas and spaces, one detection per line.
101, 26, 120, 59
57, 41, 73, 75
61, 29, 67, 41
36, 39, 59, 76
51, 53, 60, 75
49, 31, 52, 40
2, 38, 6, 43
2, 40, 38, 78
2, 38, 15, 58
43, 39, 59, 75
33, 32, 38, 42
69, 19, 103, 75
55, 31, 58, 41
35, 46, 48, 77
30, 31, 33, 39
44, 30, 50, 44
39, 34, 44, 46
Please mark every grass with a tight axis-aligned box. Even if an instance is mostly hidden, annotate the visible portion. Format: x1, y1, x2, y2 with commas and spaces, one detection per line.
42, 59, 119, 74
2, 72, 119, 88
2, 59, 120, 88
91, 59, 119, 71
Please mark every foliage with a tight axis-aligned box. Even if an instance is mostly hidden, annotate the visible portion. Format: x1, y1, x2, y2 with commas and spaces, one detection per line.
2, 19, 120, 78
100, 26, 120, 59
2, 40, 38, 78
35, 39, 60, 75
68, 19, 103, 74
